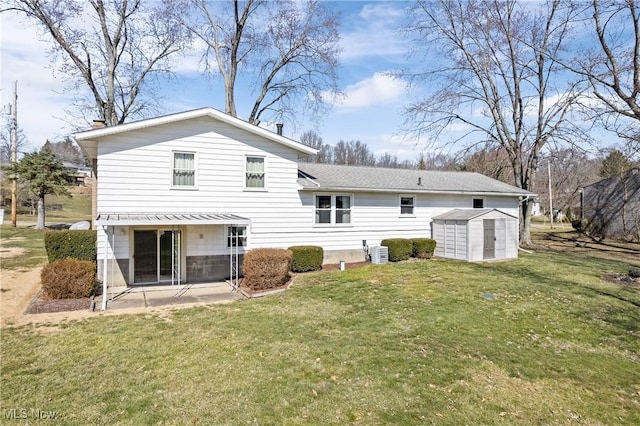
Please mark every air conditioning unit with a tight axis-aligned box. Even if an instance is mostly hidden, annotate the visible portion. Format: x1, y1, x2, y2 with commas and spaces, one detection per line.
370, 246, 388, 264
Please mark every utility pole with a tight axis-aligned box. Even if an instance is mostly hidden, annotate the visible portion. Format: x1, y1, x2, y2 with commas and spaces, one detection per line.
547, 160, 553, 229
10, 81, 18, 227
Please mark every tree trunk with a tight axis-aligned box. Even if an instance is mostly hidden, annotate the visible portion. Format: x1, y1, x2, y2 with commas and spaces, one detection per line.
36, 196, 45, 230
520, 197, 534, 246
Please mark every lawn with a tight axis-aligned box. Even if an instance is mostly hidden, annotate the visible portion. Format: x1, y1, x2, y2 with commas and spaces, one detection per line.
1, 249, 638, 424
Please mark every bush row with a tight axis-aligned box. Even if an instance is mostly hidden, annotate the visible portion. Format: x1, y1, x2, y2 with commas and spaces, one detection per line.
42, 230, 98, 300
44, 230, 97, 262
41, 258, 97, 299
288, 245, 324, 272
242, 248, 292, 291
381, 238, 437, 262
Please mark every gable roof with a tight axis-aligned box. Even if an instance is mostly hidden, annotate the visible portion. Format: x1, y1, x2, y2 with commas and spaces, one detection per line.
297, 163, 533, 196
432, 208, 517, 221
73, 107, 318, 160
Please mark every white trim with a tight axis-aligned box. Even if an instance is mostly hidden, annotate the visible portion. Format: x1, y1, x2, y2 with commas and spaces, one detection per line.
399, 194, 416, 216
243, 154, 267, 191
313, 192, 354, 226
300, 187, 533, 197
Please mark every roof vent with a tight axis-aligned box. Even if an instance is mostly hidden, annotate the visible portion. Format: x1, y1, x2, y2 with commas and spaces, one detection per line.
276, 123, 283, 136
418, 177, 422, 186
92, 119, 106, 129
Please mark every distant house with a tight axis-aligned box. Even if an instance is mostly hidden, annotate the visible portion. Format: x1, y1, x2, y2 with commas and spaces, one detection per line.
73, 107, 533, 296
581, 168, 640, 241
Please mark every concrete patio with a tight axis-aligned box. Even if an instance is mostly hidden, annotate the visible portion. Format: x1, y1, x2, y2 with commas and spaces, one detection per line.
97, 282, 245, 311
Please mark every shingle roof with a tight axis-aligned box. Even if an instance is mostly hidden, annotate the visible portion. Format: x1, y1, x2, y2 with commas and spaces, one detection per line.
297, 163, 533, 196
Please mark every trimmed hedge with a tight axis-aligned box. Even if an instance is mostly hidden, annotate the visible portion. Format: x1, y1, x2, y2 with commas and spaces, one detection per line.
381, 238, 413, 262
41, 258, 97, 299
289, 245, 324, 272
412, 238, 437, 259
242, 248, 292, 291
44, 230, 97, 262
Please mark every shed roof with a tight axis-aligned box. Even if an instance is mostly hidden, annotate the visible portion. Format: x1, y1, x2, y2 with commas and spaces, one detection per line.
432, 208, 517, 221
298, 163, 533, 196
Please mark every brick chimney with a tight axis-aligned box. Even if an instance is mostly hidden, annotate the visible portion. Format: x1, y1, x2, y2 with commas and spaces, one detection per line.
92, 119, 106, 129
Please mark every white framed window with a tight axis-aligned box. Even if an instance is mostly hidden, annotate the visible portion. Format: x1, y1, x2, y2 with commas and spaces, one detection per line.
314, 194, 353, 225
400, 195, 416, 215
172, 151, 196, 188
473, 198, 485, 208
245, 156, 266, 189
227, 226, 247, 248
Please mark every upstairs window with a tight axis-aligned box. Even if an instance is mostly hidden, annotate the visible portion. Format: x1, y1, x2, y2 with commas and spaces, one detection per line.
400, 196, 415, 215
473, 198, 485, 208
315, 194, 352, 225
172, 152, 196, 187
245, 156, 265, 188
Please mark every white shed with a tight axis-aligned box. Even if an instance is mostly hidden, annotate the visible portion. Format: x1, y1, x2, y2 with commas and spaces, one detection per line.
432, 209, 519, 261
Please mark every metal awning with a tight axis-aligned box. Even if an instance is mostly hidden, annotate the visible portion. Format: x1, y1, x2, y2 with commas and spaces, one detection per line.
95, 213, 251, 226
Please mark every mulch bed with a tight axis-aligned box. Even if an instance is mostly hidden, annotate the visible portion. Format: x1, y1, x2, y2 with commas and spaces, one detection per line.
26, 292, 92, 314
601, 274, 640, 287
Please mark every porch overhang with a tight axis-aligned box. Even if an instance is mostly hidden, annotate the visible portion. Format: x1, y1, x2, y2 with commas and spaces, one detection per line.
96, 213, 251, 226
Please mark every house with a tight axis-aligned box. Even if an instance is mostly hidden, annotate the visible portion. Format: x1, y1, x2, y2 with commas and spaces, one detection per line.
581, 168, 640, 241
73, 107, 533, 300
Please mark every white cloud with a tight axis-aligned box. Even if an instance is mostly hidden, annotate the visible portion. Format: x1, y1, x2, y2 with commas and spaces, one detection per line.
324, 73, 407, 108
339, 2, 408, 62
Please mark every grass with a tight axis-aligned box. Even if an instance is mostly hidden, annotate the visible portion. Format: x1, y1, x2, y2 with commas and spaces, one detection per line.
1, 186, 91, 271
1, 249, 639, 424
0, 225, 47, 270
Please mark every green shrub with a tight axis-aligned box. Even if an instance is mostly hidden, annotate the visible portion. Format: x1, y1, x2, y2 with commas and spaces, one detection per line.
44, 230, 97, 262
242, 248, 292, 291
41, 258, 97, 299
412, 238, 437, 259
381, 238, 413, 262
289, 245, 324, 272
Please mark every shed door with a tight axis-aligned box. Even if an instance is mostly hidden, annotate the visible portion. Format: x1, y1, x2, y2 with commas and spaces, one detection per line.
483, 219, 496, 259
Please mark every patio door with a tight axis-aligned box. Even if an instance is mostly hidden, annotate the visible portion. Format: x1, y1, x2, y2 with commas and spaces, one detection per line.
133, 229, 182, 284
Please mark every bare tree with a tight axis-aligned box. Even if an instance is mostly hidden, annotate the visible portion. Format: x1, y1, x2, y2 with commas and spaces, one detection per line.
536, 148, 600, 218
333, 140, 376, 166
0, 125, 28, 165
299, 130, 333, 164
4, 0, 188, 126
573, 0, 640, 137
460, 147, 514, 182
182, 0, 341, 125
402, 0, 585, 244
42, 138, 87, 166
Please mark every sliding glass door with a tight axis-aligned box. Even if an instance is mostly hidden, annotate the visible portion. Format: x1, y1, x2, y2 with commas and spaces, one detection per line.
133, 229, 182, 284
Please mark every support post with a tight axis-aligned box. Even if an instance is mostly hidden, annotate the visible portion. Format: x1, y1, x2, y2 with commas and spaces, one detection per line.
548, 161, 554, 229
101, 226, 109, 310
10, 81, 18, 227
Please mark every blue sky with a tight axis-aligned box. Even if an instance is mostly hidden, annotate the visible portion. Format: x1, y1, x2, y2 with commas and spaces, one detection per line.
1, 1, 430, 161
0, 1, 630, 162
